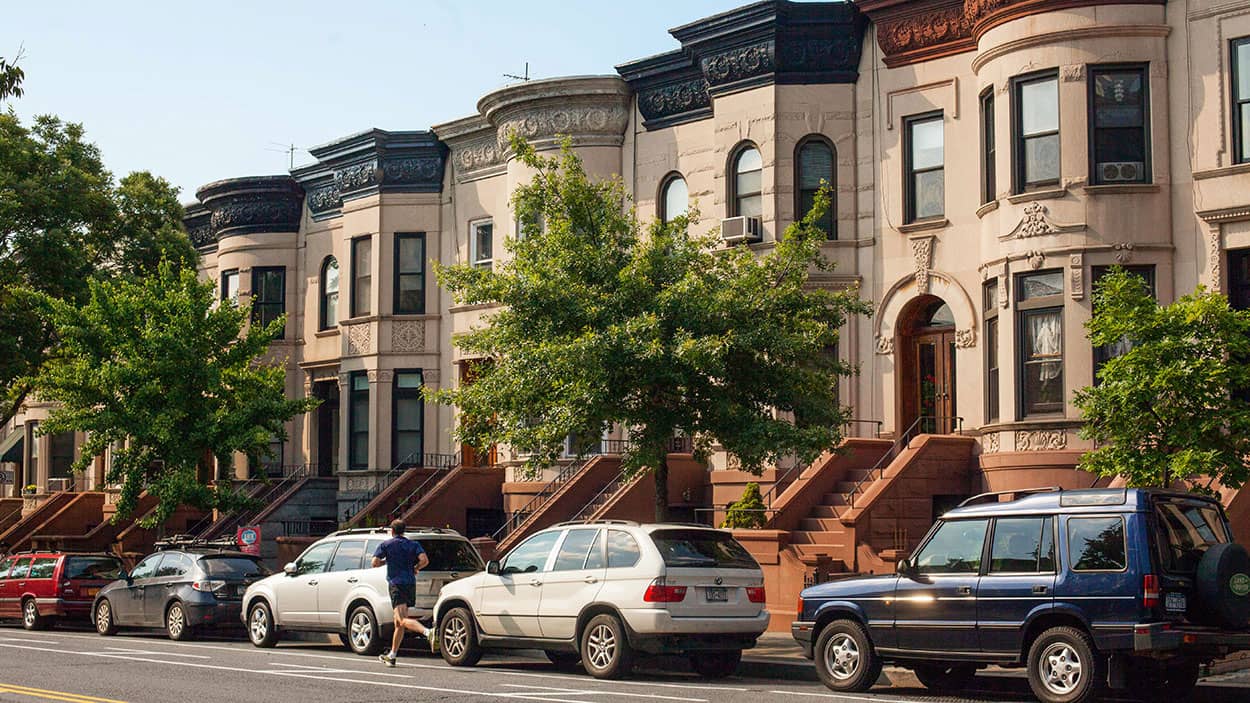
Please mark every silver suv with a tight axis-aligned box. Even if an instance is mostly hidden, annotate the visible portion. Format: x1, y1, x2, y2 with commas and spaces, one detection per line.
433, 521, 770, 679
242, 527, 483, 655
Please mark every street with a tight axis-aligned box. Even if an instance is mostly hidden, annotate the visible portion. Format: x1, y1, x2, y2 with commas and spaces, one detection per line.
0, 627, 1244, 703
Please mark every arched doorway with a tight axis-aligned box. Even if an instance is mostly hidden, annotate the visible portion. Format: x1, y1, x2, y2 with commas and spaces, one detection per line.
896, 296, 958, 435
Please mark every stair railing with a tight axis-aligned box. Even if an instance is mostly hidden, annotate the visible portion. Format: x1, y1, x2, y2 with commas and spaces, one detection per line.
492, 455, 599, 545
384, 451, 466, 522
843, 415, 963, 509
759, 419, 885, 508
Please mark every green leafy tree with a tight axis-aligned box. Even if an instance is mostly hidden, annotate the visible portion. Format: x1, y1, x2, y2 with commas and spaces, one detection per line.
1075, 267, 1250, 490
430, 137, 870, 521
0, 50, 23, 101
29, 261, 318, 524
721, 482, 767, 529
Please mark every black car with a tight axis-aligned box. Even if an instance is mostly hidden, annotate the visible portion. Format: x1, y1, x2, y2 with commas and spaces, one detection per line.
92, 543, 269, 640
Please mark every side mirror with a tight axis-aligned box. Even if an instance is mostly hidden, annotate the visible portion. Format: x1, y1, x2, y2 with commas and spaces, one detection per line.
896, 558, 913, 577
486, 560, 500, 575
283, 562, 298, 576
119, 570, 130, 582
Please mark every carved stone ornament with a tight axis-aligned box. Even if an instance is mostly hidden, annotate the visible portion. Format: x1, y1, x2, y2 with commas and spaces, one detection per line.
306, 182, 342, 216
195, 176, 304, 241
1070, 253, 1084, 301
1015, 429, 1067, 452
423, 368, 441, 385
911, 235, 935, 295
453, 136, 505, 177
872, 1, 974, 67
1003, 202, 1084, 240
382, 156, 442, 185
392, 320, 425, 353
346, 323, 372, 357
875, 334, 895, 355
998, 274, 1009, 308
1210, 224, 1224, 293
700, 41, 776, 87
983, 432, 1000, 454
1061, 64, 1087, 82
638, 78, 711, 124
494, 106, 631, 152
1112, 242, 1134, 264
336, 160, 381, 195
955, 328, 976, 348
376, 369, 394, 384
1026, 250, 1046, 270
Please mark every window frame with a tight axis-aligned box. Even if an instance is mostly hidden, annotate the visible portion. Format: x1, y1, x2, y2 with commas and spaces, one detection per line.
391, 369, 424, 469
250, 266, 286, 337
1012, 70, 1061, 193
220, 269, 239, 305
1066, 515, 1129, 573
985, 516, 1057, 576
351, 236, 372, 318
903, 111, 945, 223
659, 172, 689, 224
328, 539, 368, 572
911, 518, 990, 576
1088, 64, 1151, 185
393, 232, 426, 315
551, 528, 603, 572
319, 256, 339, 331
980, 88, 996, 204
1015, 269, 1066, 419
984, 279, 1000, 422
728, 142, 762, 219
348, 371, 369, 471
501, 531, 562, 575
471, 220, 493, 269
794, 135, 836, 239
1234, 38, 1250, 164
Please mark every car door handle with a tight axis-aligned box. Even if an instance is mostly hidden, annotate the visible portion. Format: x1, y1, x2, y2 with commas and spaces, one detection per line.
584, 576, 598, 584
346, 577, 358, 584
529, 579, 542, 587
1033, 585, 1048, 594
307, 580, 318, 586
957, 586, 972, 595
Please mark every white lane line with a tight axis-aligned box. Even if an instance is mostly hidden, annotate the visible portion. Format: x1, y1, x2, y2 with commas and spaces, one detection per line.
500, 683, 706, 702
267, 662, 413, 679
0, 637, 59, 645
105, 647, 211, 659
768, 690, 942, 703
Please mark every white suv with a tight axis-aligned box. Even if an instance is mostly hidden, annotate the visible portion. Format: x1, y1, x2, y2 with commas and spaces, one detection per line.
242, 527, 483, 655
433, 521, 769, 679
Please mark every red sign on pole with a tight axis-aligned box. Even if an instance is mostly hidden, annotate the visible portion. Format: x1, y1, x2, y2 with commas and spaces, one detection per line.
236, 526, 261, 555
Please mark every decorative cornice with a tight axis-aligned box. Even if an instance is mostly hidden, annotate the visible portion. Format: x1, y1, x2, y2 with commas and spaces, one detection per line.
193, 176, 304, 242
965, 0, 1166, 40
301, 129, 448, 207
477, 75, 632, 154
182, 203, 214, 251
617, 51, 712, 129
432, 115, 507, 184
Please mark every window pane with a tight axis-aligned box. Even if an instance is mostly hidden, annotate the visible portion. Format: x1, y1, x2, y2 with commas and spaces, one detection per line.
1023, 309, 1064, 412
1019, 271, 1064, 300
399, 236, 423, 273
1094, 71, 1144, 128
1094, 128, 1146, 164
1154, 499, 1231, 573
736, 168, 761, 197
29, 557, 57, 579
990, 518, 1047, 573
606, 530, 641, 568
503, 531, 560, 574
395, 432, 422, 463
222, 272, 239, 302
474, 223, 493, 264
553, 529, 600, 571
351, 397, 369, 432
738, 193, 762, 219
735, 147, 762, 174
1021, 78, 1058, 135
913, 169, 944, 219
983, 280, 998, 310
798, 142, 833, 189
663, 176, 688, 222
1069, 517, 1126, 571
296, 543, 336, 575
915, 519, 989, 574
396, 372, 422, 389
910, 118, 944, 170
396, 397, 422, 431
325, 291, 338, 327
1237, 41, 1250, 98
397, 275, 423, 313
584, 530, 605, 569
1242, 103, 1250, 159
329, 540, 366, 572
324, 258, 339, 293
1025, 133, 1060, 185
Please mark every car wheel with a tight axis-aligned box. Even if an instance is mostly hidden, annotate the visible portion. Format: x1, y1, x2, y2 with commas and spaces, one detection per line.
94, 600, 118, 636
545, 650, 581, 670
247, 601, 279, 648
347, 605, 383, 656
1027, 626, 1104, 703
690, 650, 742, 679
814, 619, 882, 692
1125, 658, 1201, 701
913, 663, 977, 692
439, 606, 483, 667
21, 598, 45, 631
337, 632, 352, 650
581, 614, 633, 680
165, 601, 195, 641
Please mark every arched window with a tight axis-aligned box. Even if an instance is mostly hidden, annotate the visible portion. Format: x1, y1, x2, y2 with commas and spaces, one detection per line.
320, 256, 339, 330
795, 136, 835, 239
659, 173, 688, 224
730, 144, 762, 218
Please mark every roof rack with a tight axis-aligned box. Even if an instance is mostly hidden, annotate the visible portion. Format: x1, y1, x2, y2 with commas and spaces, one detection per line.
326, 526, 461, 538
553, 519, 638, 528
153, 535, 240, 551
957, 486, 1062, 509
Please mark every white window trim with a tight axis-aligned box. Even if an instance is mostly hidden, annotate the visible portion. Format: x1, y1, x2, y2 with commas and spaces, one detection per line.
471, 219, 493, 269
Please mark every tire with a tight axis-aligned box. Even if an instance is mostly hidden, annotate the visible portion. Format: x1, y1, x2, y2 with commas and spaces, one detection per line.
580, 614, 634, 680
1193, 543, 1250, 629
1026, 626, 1104, 703
165, 601, 195, 641
690, 649, 742, 679
439, 606, 483, 667
337, 632, 351, 650
1125, 658, 1201, 702
346, 605, 383, 656
913, 663, 977, 693
94, 600, 118, 636
545, 650, 582, 670
247, 601, 279, 648
814, 620, 882, 693
21, 598, 45, 631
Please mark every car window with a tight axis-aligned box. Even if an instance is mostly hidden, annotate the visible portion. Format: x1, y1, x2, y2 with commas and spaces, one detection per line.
28, 557, 58, 579
1153, 499, 1231, 574
9, 558, 31, 580
1068, 516, 1126, 571
64, 556, 122, 580
365, 539, 384, 565
502, 531, 560, 574
421, 539, 485, 572
914, 519, 989, 574
0, 557, 13, 579
328, 540, 367, 572
155, 553, 193, 578
584, 530, 605, 569
606, 530, 641, 569
199, 556, 269, 578
296, 542, 336, 575
650, 529, 760, 570
990, 517, 1054, 573
552, 529, 601, 571
129, 554, 163, 580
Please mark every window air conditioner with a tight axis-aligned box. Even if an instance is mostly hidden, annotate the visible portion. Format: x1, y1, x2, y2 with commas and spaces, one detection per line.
46, 478, 71, 492
1099, 161, 1144, 183
721, 216, 763, 244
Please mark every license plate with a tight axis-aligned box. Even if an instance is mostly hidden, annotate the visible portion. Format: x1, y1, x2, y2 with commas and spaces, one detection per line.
704, 587, 727, 602
1165, 591, 1187, 612
83, 587, 99, 597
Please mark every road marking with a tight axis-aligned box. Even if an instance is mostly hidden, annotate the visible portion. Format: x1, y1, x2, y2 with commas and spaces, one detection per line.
0, 682, 127, 703
500, 683, 706, 702
104, 647, 211, 660
0, 637, 59, 645
266, 662, 413, 679
767, 691, 939, 703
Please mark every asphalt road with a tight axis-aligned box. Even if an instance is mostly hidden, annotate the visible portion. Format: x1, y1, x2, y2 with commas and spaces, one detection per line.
0, 625, 1244, 703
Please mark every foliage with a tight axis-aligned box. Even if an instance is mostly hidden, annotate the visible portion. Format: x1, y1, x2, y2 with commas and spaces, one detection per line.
429, 136, 870, 520
1074, 267, 1250, 491
0, 50, 22, 101
29, 262, 319, 525
721, 482, 767, 529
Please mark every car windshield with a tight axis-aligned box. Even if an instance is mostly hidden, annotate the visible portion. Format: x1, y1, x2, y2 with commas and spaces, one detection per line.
420, 539, 484, 572
64, 556, 122, 580
198, 556, 269, 579
650, 529, 759, 569
1154, 498, 1231, 574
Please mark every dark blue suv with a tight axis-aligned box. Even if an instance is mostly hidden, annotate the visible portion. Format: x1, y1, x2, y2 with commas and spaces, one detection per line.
792, 488, 1250, 703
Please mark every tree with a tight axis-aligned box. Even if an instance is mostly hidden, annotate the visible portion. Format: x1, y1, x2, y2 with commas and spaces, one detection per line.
0, 50, 23, 101
1074, 267, 1250, 491
28, 261, 318, 524
430, 137, 870, 521
721, 483, 767, 529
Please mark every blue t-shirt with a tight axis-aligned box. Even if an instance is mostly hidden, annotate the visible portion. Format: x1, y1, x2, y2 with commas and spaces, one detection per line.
374, 536, 426, 586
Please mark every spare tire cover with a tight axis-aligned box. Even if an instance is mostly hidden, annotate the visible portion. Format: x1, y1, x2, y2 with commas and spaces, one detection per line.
1194, 542, 1250, 629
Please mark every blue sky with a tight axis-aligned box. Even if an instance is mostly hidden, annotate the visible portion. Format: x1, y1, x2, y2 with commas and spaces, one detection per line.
2, 0, 739, 201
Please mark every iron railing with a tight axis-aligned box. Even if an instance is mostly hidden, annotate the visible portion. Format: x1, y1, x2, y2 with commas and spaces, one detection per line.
758, 420, 885, 508
382, 452, 467, 523
197, 464, 313, 539
492, 455, 598, 544
843, 415, 963, 509
280, 518, 339, 537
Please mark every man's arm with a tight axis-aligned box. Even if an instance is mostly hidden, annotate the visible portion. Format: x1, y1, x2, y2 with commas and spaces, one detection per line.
414, 552, 429, 573
372, 556, 384, 568
372, 544, 386, 569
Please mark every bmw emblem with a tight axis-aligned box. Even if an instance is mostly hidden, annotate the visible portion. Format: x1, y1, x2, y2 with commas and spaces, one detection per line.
715, 576, 724, 585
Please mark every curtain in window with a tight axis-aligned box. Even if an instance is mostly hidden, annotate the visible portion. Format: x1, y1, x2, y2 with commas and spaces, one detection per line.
1029, 312, 1062, 381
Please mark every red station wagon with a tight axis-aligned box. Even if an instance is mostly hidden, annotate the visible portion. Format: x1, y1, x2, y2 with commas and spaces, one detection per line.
0, 551, 124, 629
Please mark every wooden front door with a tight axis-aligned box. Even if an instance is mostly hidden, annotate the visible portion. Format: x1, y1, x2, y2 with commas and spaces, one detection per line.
458, 360, 497, 467
914, 331, 957, 434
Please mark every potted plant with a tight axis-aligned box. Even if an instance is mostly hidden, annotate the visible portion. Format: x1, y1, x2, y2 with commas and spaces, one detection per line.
721, 482, 767, 529
22, 484, 37, 496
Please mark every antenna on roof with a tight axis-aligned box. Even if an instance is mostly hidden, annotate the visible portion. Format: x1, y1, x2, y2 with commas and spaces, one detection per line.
266, 141, 300, 169
503, 62, 530, 82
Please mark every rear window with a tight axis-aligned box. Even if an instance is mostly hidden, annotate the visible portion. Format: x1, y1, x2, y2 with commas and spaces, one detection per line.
420, 539, 483, 572
65, 556, 122, 580
650, 529, 759, 570
1068, 516, 1127, 572
198, 556, 269, 579
1154, 499, 1231, 574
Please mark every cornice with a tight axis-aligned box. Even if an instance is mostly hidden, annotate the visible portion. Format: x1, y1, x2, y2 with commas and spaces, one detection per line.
183, 202, 214, 251
432, 114, 507, 183
194, 176, 304, 242
477, 75, 632, 153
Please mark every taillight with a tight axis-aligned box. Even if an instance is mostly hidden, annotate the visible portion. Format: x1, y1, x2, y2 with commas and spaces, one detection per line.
1143, 574, 1160, 608
59, 580, 72, 596
796, 595, 805, 618
643, 578, 687, 603
747, 586, 766, 603
192, 579, 226, 593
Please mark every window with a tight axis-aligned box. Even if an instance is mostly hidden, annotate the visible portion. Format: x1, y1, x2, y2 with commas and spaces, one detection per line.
984, 280, 1000, 422
329, 540, 367, 572
1016, 270, 1065, 417
471, 221, 493, 269
259, 435, 283, 477
796, 137, 835, 238
989, 517, 1055, 573
423, 539, 485, 571
1090, 65, 1149, 184
502, 531, 560, 574
905, 113, 944, 222
0, 557, 14, 579
606, 530, 641, 568
348, 372, 369, 470
394, 233, 425, 314
1092, 265, 1155, 379
28, 557, 57, 579
50, 431, 74, 479
319, 257, 339, 330
981, 89, 996, 204
913, 519, 989, 574
295, 542, 336, 575
731, 144, 762, 218
26, 422, 37, 481
1234, 39, 1250, 163
1014, 72, 1060, 191
220, 269, 239, 305
392, 370, 424, 468
128, 554, 162, 580
651, 529, 760, 570
9, 558, 30, 579
1068, 516, 1126, 571
199, 556, 268, 578
1154, 499, 1231, 574
155, 553, 192, 578
552, 529, 601, 571
351, 236, 372, 317
64, 556, 121, 580
251, 267, 286, 336
660, 173, 688, 224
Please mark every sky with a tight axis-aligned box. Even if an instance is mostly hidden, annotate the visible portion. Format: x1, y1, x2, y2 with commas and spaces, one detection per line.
2, 0, 741, 202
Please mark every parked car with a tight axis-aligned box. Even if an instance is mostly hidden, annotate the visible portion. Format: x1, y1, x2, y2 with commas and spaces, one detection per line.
0, 551, 123, 629
433, 520, 770, 679
92, 540, 269, 640
242, 526, 484, 655
792, 488, 1250, 703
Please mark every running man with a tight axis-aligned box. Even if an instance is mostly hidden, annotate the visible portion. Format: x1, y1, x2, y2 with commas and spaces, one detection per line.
372, 519, 439, 666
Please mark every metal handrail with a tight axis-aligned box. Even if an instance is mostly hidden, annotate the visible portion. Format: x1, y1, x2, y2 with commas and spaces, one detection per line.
340, 451, 438, 522
387, 452, 467, 522
492, 455, 597, 544
569, 465, 637, 522
844, 415, 964, 509
759, 419, 885, 508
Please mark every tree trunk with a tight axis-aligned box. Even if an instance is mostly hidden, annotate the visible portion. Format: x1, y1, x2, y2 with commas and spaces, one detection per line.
654, 453, 670, 523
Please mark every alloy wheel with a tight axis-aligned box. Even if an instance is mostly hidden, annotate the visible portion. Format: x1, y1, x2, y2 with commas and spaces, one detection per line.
1040, 642, 1083, 696
824, 632, 861, 681
249, 606, 268, 643
96, 602, 111, 633
350, 611, 373, 651
23, 601, 36, 628
167, 605, 185, 639
586, 623, 616, 670
443, 615, 468, 658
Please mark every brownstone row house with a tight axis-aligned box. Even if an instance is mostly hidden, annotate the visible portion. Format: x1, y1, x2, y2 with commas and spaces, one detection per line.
3, 0, 1250, 628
